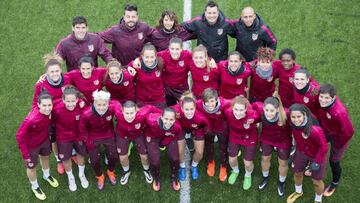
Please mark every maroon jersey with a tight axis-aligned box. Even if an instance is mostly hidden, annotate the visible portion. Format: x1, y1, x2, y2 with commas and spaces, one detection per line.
188, 61, 220, 98
98, 20, 153, 65
249, 61, 278, 102
224, 106, 260, 147
55, 33, 112, 72
292, 125, 328, 164
196, 97, 231, 133
79, 101, 121, 143
32, 75, 71, 109
16, 108, 52, 160
293, 80, 320, 116
52, 102, 85, 142
115, 105, 161, 139
158, 49, 192, 89
104, 69, 135, 103
317, 97, 354, 148
173, 104, 210, 138
128, 61, 166, 105
144, 113, 182, 146
150, 26, 194, 51
66, 68, 107, 104
218, 60, 251, 99
272, 60, 300, 108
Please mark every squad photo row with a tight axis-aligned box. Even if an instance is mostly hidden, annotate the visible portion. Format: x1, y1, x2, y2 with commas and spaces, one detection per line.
16, 1, 354, 203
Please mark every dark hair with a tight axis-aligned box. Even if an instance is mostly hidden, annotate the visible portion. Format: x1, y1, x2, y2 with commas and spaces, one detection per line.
204, 1, 219, 11
264, 92, 286, 126
141, 43, 164, 71
201, 88, 218, 102
257, 47, 275, 62
162, 107, 176, 117
228, 51, 245, 61
289, 103, 313, 136
122, 100, 138, 109
169, 37, 183, 47
279, 48, 296, 60
78, 56, 94, 67
124, 3, 138, 13
72, 16, 87, 27
157, 10, 180, 31
38, 88, 53, 104
294, 67, 310, 79
320, 84, 336, 97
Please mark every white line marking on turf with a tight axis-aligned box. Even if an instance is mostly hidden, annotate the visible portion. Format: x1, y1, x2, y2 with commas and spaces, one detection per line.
180, 3, 192, 203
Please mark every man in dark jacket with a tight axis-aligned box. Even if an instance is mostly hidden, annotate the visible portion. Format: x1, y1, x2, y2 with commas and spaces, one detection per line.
183, 1, 235, 62
232, 7, 277, 62
98, 3, 153, 65
55, 16, 113, 72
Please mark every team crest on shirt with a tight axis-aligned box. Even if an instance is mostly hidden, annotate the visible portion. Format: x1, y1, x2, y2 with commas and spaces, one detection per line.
203, 75, 209, 81
303, 97, 309, 103
236, 78, 242, 85
267, 76, 273, 82
217, 28, 223, 35
155, 70, 161, 77
59, 154, 64, 159
88, 44, 94, 52
326, 112, 332, 119
75, 115, 80, 121
289, 77, 294, 83
243, 123, 250, 129
123, 81, 129, 86
93, 80, 99, 85
135, 123, 141, 129
165, 132, 174, 137
138, 32, 143, 40
106, 115, 112, 121
252, 33, 258, 41
178, 60, 184, 67
146, 136, 151, 142
191, 124, 198, 128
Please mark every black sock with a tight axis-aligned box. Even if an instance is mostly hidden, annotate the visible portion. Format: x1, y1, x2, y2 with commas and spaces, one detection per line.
330, 160, 342, 184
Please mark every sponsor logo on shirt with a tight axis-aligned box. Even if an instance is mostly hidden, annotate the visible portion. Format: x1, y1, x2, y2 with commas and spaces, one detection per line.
165, 132, 174, 137
252, 33, 258, 41
106, 115, 112, 121
236, 78, 242, 85
326, 112, 331, 119
303, 97, 309, 103
138, 32, 143, 40
123, 81, 129, 86
93, 80, 99, 85
155, 70, 161, 77
217, 28, 223, 35
203, 75, 209, 81
88, 44, 94, 52
75, 115, 80, 121
178, 60, 184, 67
135, 123, 141, 129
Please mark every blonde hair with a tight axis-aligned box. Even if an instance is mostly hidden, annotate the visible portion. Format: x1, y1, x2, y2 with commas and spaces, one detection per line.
43, 52, 63, 69
92, 90, 111, 101
193, 45, 211, 73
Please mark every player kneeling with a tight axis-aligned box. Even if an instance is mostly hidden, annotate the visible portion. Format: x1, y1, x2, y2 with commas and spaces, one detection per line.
52, 86, 89, 191
16, 90, 59, 200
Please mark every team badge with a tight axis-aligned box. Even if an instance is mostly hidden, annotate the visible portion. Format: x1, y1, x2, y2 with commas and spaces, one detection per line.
138, 32, 143, 40
106, 115, 112, 121
75, 115, 80, 121
117, 148, 121, 153
123, 81, 129, 86
59, 154, 64, 159
326, 112, 331, 119
303, 97, 309, 103
178, 60, 184, 67
217, 28, 223, 35
93, 80, 99, 85
28, 162, 34, 167
88, 44, 94, 52
146, 136, 151, 142
289, 77, 294, 83
203, 75, 209, 81
236, 78, 242, 85
155, 70, 161, 77
252, 33, 258, 41
135, 123, 141, 129
245, 135, 249, 139
267, 76, 273, 82
191, 124, 198, 128
243, 123, 250, 129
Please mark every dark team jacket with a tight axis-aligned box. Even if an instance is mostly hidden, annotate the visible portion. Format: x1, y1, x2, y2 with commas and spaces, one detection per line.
183, 11, 235, 62
232, 14, 277, 62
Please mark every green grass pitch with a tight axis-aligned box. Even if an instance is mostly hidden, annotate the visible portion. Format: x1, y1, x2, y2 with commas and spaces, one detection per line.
0, 0, 359, 202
